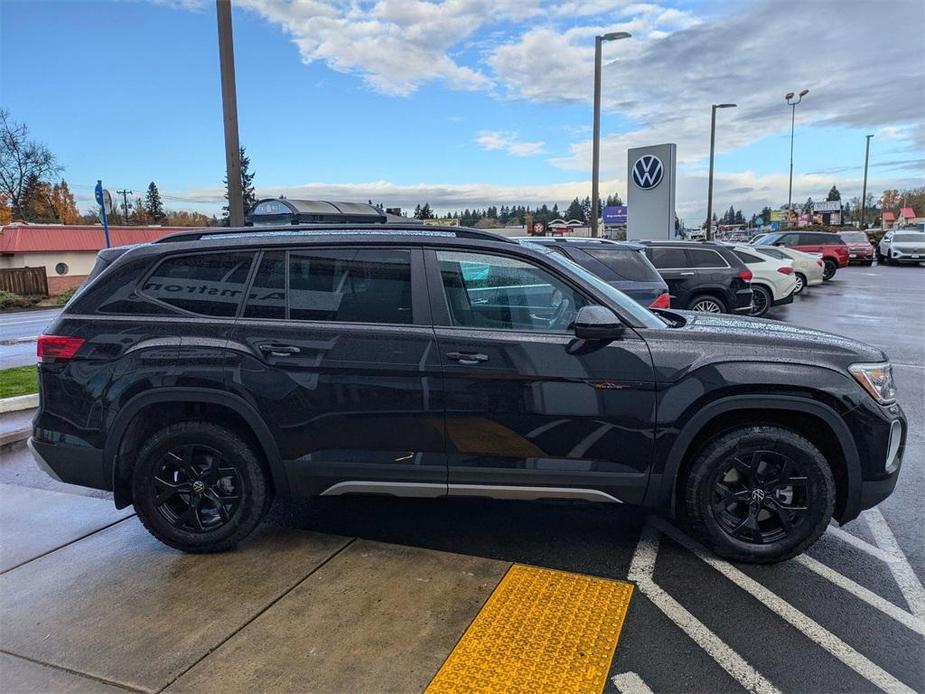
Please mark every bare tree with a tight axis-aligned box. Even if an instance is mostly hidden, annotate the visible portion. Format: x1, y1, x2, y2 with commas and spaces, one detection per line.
0, 109, 62, 221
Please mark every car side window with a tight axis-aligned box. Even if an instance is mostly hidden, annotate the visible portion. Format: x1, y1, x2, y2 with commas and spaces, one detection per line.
244, 251, 286, 319
289, 248, 413, 324
733, 250, 764, 264
436, 250, 587, 333
647, 246, 688, 269
141, 252, 254, 317
687, 249, 728, 268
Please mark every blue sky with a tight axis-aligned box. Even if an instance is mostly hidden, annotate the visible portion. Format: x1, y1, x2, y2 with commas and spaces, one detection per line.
1, 0, 923, 221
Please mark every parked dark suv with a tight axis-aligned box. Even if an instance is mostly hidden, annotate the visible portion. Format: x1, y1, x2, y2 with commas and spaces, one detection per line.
639, 240, 754, 314
31, 224, 906, 563
515, 237, 670, 308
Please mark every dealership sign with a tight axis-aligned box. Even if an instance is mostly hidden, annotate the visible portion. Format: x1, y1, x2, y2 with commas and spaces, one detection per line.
813, 200, 842, 212
603, 205, 627, 224
632, 155, 664, 189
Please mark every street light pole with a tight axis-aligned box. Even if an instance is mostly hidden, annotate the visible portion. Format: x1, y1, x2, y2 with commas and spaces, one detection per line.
591, 31, 630, 238
860, 134, 874, 229
217, 0, 244, 227
706, 103, 736, 241
785, 89, 809, 225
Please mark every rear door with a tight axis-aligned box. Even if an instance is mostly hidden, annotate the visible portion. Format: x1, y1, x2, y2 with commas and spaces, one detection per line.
645, 245, 695, 307
425, 247, 656, 505
226, 246, 446, 498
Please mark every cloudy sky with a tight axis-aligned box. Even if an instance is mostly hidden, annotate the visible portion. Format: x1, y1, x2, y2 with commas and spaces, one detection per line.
1, 0, 923, 221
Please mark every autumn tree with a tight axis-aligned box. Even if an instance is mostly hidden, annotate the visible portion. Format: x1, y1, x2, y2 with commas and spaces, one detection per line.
145, 182, 165, 222
0, 109, 62, 221
49, 179, 79, 224
131, 196, 148, 224
0, 193, 11, 224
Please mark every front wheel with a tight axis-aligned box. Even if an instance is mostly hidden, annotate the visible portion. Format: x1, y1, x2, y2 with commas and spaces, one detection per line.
822, 259, 837, 280
132, 421, 270, 553
794, 273, 806, 294
682, 425, 835, 563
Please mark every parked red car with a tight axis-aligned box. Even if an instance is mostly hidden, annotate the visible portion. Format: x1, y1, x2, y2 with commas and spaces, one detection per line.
755, 231, 849, 280
838, 231, 875, 265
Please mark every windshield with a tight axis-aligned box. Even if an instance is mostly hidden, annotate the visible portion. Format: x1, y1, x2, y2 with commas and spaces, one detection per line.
840, 232, 869, 243
894, 233, 925, 242
524, 243, 666, 329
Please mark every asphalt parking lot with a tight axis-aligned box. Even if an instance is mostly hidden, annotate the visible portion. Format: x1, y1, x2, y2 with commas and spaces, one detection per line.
1, 262, 922, 693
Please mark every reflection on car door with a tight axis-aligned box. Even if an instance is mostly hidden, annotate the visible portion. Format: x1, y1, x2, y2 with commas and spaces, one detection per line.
645, 246, 692, 306
425, 248, 656, 504
226, 246, 446, 497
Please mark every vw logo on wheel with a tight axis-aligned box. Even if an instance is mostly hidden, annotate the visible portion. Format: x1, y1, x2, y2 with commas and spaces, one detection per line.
632, 154, 664, 189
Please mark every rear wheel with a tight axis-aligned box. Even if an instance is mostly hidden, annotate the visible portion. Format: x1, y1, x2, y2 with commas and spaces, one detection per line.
688, 295, 727, 313
822, 259, 837, 280
793, 273, 806, 294
682, 425, 835, 563
132, 421, 270, 553
749, 285, 772, 317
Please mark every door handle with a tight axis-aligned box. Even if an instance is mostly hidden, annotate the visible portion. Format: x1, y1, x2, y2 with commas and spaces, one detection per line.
258, 343, 301, 357
446, 351, 489, 364
680, 271, 695, 276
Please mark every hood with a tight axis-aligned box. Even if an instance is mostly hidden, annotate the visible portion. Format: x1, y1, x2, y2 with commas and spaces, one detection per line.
653, 310, 886, 369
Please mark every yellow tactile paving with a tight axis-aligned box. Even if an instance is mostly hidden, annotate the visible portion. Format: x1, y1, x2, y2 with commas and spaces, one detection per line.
426, 563, 634, 694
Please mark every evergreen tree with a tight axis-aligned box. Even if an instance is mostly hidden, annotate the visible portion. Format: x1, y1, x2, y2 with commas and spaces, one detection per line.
222, 146, 257, 224
802, 197, 814, 213
565, 197, 584, 222
145, 182, 165, 222
826, 185, 841, 201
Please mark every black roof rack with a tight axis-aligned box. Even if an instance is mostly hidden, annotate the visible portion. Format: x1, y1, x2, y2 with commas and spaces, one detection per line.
155, 223, 514, 245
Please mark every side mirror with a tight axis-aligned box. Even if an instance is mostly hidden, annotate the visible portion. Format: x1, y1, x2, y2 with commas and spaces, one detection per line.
573, 305, 625, 341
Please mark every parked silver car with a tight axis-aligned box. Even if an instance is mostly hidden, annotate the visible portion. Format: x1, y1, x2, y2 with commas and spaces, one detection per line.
753, 245, 825, 293
877, 230, 925, 265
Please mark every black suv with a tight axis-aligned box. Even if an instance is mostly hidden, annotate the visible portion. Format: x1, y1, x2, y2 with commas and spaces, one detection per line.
516, 237, 669, 308
640, 240, 753, 314
31, 224, 906, 563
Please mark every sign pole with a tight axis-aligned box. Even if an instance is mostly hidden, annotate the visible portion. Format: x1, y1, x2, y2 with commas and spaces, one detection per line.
95, 180, 112, 249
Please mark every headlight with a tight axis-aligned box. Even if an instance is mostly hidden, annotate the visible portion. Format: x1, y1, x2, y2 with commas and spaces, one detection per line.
849, 362, 896, 404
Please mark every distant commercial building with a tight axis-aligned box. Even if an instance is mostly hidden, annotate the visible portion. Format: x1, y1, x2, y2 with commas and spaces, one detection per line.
0, 224, 183, 294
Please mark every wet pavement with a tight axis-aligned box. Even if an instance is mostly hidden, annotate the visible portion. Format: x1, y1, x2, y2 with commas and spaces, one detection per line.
0, 262, 922, 693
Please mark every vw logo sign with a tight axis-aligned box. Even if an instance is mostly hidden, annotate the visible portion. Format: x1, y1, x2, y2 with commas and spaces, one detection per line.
632, 154, 664, 190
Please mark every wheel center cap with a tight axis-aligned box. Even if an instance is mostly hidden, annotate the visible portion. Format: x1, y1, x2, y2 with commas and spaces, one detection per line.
750, 489, 766, 503
191, 480, 206, 494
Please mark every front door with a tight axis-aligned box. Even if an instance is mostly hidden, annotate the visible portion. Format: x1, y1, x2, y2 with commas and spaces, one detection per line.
425, 248, 656, 505
226, 246, 446, 498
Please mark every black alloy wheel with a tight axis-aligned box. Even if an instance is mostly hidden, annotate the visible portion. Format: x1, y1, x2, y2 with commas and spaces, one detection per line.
153, 444, 241, 532
132, 421, 269, 553
749, 286, 771, 317
710, 450, 808, 545
822, 259, 837, 280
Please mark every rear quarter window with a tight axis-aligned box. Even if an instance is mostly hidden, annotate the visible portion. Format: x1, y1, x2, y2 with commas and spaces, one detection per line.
647, 246, 688, 269
687, 248, 729, 268
579, 247, 662, 282
141, 252, 254, 317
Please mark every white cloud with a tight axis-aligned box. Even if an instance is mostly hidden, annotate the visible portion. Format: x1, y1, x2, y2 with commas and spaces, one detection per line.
475, 130, 545, 156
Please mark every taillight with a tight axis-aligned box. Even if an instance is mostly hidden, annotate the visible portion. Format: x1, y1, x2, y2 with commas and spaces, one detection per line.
37, 335, 85, 363
737, 270, 753, 281
649, 292, 670, 309
777, 266, 794, 275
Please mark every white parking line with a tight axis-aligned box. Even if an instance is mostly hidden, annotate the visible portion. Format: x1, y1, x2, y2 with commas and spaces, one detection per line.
628, 525, 781, 694
612, 671, 655, 694
795, 554, 925, 635
826, 525, 898, 564
651, 517, 916, 694
864, 508, 925, 620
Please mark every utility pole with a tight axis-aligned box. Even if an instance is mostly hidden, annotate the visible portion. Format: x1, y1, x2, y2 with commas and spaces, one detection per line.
216, 0, 244, 227
117, 189, 132, 224
590, 31, 630, 238
860, 134, 874, 229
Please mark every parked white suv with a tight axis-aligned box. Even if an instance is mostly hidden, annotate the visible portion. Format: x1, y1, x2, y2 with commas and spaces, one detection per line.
878, 230, 925, 265
752, 245, 824, 294
728, 244, 798, 316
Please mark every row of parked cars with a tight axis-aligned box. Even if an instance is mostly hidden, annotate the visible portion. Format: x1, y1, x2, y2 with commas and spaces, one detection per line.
520, 235, 817, 318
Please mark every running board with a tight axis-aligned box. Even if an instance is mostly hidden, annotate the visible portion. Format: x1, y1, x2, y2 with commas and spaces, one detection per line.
319, 481, 621, 503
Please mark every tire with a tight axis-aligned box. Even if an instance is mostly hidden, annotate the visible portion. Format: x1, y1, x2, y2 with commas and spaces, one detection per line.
682, 425, 835, 563
822, 259, 837, 280
688, 294, 727, 313
132, 421, 270, 553
749, 285, 772, 317
794, 273, 806, 294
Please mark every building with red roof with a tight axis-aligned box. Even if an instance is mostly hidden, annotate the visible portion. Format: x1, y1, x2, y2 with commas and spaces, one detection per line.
0, 224, 185, 294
